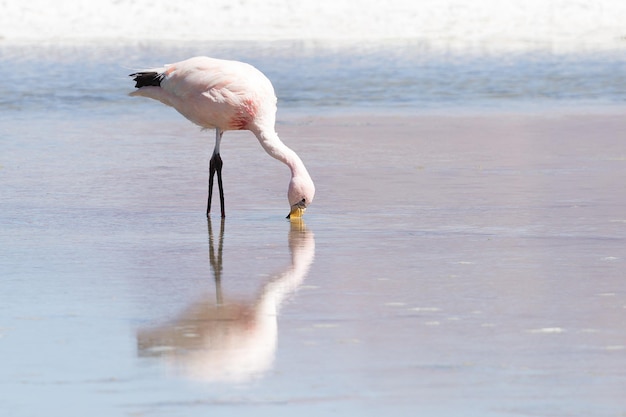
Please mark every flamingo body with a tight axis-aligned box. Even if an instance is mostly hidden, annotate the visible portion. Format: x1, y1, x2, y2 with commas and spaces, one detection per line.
130, 56, 314, 218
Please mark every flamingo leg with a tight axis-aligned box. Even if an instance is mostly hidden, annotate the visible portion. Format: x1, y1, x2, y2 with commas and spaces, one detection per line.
207, 129, 225, 217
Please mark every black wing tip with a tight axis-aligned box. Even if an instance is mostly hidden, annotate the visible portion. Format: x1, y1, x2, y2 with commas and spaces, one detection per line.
130, 71, 164, 88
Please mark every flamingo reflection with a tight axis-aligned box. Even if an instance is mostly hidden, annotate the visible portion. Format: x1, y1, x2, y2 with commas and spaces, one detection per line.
137, 219, 315, 382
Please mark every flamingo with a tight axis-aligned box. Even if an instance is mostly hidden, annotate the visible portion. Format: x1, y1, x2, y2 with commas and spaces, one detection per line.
129, 56, 315, 219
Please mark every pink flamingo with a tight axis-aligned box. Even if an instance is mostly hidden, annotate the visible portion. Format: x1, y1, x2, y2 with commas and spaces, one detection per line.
129, 56, 315, 219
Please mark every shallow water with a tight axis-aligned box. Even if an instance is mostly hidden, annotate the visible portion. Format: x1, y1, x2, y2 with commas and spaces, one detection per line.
1, 40, 626, 114
1, 43, 626, 416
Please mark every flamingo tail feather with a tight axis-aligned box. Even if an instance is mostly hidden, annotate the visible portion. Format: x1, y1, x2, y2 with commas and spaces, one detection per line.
130, 71, 164, 88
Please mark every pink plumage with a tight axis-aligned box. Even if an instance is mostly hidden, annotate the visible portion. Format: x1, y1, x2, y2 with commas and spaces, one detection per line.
130, 56, 314, 219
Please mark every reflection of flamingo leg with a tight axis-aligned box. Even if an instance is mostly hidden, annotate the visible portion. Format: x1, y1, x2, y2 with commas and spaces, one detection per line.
207, 217, 225, 306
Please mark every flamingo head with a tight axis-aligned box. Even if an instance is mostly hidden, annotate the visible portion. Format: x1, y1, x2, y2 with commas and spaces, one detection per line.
287, 174, 315, 219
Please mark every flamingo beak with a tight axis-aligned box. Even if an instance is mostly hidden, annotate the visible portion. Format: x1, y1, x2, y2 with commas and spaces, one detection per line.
286, 199, 307, 219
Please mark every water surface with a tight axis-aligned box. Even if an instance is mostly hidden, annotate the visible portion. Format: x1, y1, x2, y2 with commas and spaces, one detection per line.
1, 40, 626, 114
1, 42, 626, 416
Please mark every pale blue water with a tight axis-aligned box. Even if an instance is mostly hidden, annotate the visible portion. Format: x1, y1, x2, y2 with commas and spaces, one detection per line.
1, 41, 626, 114
1, 41, 626, 417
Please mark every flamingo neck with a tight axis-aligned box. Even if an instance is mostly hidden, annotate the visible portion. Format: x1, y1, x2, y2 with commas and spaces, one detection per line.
254, 129, 308, 178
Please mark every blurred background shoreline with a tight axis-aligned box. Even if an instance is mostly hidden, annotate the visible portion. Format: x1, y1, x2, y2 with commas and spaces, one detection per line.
2, 0, 626, 115
2, 0, 626, 53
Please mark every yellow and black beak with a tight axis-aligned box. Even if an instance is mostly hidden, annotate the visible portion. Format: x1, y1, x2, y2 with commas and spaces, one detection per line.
286, 199, 307, 219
